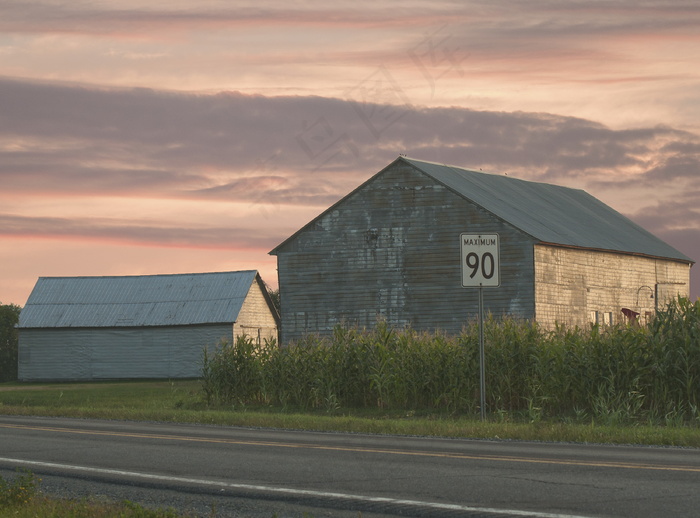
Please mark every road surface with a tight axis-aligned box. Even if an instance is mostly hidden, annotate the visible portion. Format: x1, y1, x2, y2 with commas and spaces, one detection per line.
1, 415, 699, 517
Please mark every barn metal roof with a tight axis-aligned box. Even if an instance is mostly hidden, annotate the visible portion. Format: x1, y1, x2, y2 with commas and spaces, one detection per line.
403, 157, 693, 263
18, 270, 259, 329
270, 156, 692, 264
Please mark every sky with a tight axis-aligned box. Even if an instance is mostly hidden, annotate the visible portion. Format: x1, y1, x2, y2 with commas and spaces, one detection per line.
1, 0, 699, 306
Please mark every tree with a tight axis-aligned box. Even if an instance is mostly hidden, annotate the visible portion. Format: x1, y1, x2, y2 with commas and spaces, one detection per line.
267, 288, 280, 315
0, 303, 21, 382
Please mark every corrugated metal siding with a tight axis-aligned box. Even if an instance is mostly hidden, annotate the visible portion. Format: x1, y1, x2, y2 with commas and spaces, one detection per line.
403, 157, 693, 263
276, 162, 536, 343
19, 270, 257, 328
18, 325, 230, 381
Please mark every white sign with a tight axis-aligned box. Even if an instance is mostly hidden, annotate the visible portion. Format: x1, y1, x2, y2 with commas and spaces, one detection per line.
460, 233, 500, 287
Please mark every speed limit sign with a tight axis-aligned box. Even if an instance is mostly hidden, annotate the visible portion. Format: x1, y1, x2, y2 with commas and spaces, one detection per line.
460, 233, 500, 287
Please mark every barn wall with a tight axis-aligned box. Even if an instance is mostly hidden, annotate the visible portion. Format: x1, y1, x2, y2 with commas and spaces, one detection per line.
534, 244, 691, 328
276, 162, 537, 343
17, 324, 231, 381
234, 279, 279, 344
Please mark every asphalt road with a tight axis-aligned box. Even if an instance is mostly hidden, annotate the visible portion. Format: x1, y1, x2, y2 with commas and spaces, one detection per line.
1, 415, 700, 517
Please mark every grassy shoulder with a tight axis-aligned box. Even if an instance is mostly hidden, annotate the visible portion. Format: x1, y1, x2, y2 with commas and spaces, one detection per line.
0, 468, 191, 518
2, 379, 700, 448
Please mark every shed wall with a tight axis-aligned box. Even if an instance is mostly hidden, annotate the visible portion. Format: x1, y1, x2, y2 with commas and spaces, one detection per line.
276, 162, 537, 343
534, 245, 691, 328
18, 324, 231, 381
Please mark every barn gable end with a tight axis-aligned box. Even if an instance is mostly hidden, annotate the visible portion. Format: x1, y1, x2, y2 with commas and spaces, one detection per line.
272, 159, 537, 343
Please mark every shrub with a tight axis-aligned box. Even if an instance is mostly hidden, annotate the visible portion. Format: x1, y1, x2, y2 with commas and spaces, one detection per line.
0, 469, 39, 508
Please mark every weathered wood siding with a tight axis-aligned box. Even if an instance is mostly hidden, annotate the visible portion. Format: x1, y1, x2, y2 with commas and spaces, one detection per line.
234, 278, 279, 344
276, 162, 537, 343
17, 324, 231, 381
534, 244, 691, 328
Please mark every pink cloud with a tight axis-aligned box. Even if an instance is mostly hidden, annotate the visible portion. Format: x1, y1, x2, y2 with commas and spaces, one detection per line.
2, 0, 700, 306
0, 213, 284, 251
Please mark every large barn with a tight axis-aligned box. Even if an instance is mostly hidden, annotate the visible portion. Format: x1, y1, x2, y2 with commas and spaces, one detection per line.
270, 156, 693, 343
17, 270, 279, 381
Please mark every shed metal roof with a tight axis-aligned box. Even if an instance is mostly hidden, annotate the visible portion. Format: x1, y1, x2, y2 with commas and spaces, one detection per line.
403, 157, 693, 263
18, 270, 259, 329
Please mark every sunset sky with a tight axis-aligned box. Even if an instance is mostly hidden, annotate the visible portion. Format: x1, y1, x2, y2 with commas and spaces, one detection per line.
1, 0, 699, 306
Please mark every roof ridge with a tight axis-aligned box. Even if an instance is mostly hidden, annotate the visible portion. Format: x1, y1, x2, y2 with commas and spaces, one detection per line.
401, 155, 586, 192
36, 270, 258, 281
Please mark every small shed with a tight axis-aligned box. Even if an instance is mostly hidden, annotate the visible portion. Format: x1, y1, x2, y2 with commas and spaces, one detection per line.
270, 156, 693, 343
17, 270, 279, 381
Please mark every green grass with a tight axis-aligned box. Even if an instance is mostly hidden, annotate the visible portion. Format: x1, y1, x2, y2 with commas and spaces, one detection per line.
2, 379, 700, 447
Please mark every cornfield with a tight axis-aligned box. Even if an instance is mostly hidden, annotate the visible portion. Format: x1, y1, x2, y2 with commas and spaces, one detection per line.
201, 297, 700, 424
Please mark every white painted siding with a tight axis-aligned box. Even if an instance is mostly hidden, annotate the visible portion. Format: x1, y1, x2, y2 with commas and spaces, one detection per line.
534, 244, 691, 328
234, 280, 279, 344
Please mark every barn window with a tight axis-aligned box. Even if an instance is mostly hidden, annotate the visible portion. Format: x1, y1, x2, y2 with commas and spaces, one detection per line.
590, 311, 613, 326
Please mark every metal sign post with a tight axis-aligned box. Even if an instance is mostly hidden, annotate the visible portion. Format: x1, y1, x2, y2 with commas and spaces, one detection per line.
478, 286, 485, 420
460, 233, 500, 421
